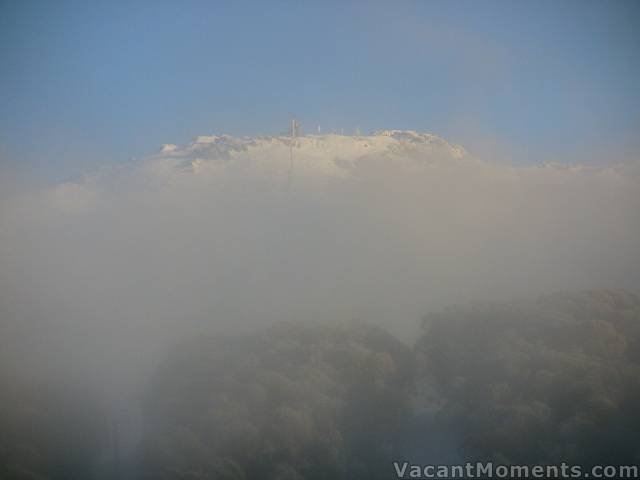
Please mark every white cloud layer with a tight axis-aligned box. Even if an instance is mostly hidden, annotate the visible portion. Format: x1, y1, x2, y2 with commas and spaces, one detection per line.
1, 130, 638, 401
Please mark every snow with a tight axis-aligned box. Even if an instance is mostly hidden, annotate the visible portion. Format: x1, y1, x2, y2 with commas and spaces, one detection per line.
154, 131, 468, 179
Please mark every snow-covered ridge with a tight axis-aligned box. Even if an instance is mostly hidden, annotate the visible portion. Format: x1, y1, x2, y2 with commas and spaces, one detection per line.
153, 130, 468, 177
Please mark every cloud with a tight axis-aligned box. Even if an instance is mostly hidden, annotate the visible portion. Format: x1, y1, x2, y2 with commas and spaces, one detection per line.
0, 130, 638, 400
0, 130, 638, 477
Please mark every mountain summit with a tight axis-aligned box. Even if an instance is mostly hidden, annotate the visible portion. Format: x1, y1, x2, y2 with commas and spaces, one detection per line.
155, 130, 468, 178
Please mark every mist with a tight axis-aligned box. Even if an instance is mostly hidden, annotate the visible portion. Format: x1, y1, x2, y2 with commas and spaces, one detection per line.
1, 131, 639, 478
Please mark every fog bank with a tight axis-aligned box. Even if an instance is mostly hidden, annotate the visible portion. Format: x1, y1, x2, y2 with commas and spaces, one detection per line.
0, 129, 638, 420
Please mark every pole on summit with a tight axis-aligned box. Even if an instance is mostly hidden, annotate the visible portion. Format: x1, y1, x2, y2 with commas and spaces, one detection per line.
286, 118, 298, 191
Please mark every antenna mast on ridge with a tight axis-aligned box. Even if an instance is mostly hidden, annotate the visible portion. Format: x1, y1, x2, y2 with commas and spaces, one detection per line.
287, 117, 299, 190
289, 118, 299, 141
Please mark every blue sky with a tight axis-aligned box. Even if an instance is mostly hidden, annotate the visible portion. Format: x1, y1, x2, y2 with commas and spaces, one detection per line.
1, 0, 639, 181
